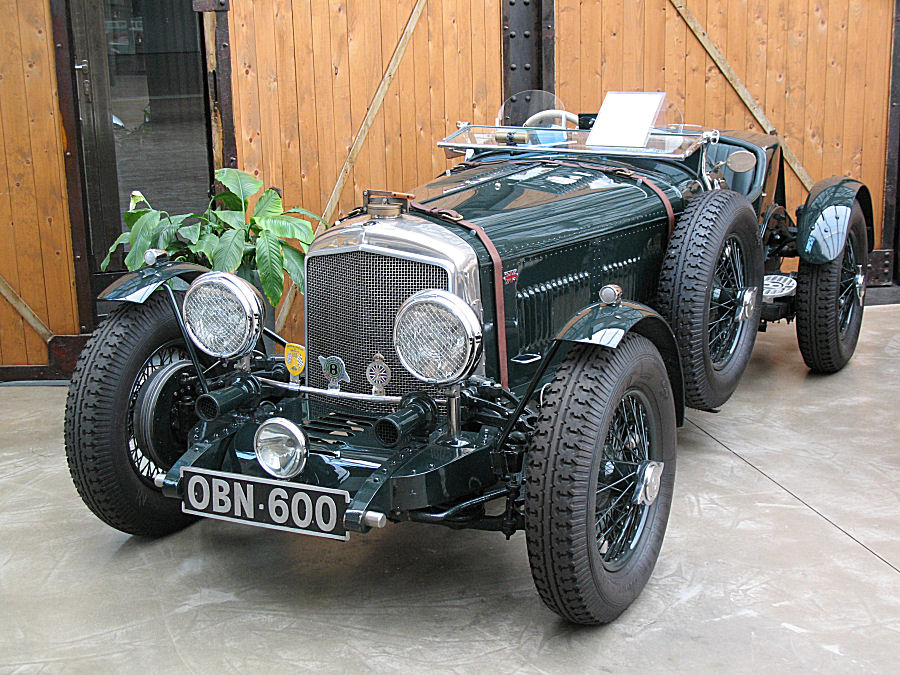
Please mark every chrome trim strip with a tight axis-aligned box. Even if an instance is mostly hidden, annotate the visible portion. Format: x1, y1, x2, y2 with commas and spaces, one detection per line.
306, 214, 482, 316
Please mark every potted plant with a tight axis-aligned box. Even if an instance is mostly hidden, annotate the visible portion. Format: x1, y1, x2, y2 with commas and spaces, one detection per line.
101, 168, 326, 307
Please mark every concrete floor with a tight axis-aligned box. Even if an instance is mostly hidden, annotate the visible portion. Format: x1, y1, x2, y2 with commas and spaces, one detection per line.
1, 307, 898, 673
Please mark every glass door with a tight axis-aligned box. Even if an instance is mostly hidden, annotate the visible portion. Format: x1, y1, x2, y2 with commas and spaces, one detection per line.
70, 0, 212, 303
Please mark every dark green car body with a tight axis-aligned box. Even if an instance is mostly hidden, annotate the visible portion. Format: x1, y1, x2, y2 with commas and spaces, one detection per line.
100, 126, 873, 538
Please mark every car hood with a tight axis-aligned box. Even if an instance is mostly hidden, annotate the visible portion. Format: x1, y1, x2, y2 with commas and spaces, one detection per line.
411, 157, 687, 258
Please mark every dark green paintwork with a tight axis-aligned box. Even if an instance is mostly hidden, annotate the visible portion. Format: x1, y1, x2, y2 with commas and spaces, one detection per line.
412, 156, 689, 389
99, 260, 209, 303
554, 299, 684, 425
796, 177, 874, 264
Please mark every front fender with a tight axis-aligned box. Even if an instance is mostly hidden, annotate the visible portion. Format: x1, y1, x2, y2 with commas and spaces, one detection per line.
99, 261, 209, 303
555, 300, 684, 426
796, 177, 874, 264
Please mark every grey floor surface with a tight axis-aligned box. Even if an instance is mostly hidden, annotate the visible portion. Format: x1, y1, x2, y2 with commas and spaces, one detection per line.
1, 307, 898, 673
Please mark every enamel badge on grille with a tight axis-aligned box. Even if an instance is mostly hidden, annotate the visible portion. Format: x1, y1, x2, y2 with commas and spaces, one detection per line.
284, 343, 306, 383
365, 353, 391, 396
318, 355, 350, 390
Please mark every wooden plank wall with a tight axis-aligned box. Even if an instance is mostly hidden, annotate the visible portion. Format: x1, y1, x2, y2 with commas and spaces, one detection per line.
556, 0, 894, 244
228, 0, 503, 338
0, 0, 80, 366
228, 0, 502, 219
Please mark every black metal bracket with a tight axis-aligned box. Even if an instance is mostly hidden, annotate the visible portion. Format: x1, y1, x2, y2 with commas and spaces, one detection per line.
194, 0, 237, 169
881, 0, 900, 281
192, 0, 228, 11
502, 0, 555, 104
868, 249, 895, 286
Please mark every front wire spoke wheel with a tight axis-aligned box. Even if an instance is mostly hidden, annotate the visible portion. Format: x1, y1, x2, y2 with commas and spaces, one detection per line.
64, 292, 202, 536
596, 392, 651, 571
127, 342, 189, 482
525, 336, 677, 625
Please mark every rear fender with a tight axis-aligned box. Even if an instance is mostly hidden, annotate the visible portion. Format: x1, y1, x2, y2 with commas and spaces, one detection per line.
796, 177, 874, 264
99, 261, 209, 303
555, 300, 685, 426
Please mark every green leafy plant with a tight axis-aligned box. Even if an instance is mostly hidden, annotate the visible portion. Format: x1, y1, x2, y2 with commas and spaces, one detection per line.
101, 168, 327, 306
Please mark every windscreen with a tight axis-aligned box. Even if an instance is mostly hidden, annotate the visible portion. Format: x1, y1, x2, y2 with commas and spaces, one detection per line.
495, 90, 568, 127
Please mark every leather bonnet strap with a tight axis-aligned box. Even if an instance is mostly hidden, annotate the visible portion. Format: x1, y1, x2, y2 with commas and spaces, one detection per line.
410, 202, 510, 390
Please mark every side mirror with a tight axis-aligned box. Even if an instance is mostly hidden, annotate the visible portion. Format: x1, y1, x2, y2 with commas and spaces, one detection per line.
725, 150, 757, 173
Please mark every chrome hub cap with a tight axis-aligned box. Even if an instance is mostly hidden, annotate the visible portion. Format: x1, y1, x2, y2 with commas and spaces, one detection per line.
854, 264, 866, 305
633, 461, 665, 506
737, 287, 758, 322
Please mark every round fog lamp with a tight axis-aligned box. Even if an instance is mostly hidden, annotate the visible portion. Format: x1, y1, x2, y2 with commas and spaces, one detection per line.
394, 289, 482, 385
254, 418, 308, 478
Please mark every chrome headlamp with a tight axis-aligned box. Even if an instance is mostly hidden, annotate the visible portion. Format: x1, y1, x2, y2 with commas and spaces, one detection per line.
182, 272, 264, 359
254, 417, 308, 478
393, 289, 482, 385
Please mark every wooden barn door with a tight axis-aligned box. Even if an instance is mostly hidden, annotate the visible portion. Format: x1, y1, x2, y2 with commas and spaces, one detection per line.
225, 0, 505, 339
554, 0, 895, 271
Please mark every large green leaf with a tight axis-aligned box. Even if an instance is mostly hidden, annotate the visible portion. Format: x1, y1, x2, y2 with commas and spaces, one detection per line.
255, 215, 314, 244
155, 214, 191, 248
281, 243, 305, 294
124, 210, 162, 270
253, 188, 283, 219
214, 168, 263, 208
212, 228, 246, 272
285, 206, 329, 228
255, 230, 285, 306
210, 190, 243, 212
189, 232, 220, 266
123, 208, 151, 230
100, 232, 130, 271
213, 209, 247, 231
177, 222, 201, 244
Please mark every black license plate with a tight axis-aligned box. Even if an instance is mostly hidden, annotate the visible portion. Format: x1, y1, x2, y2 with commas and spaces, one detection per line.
181, 467, 350, 540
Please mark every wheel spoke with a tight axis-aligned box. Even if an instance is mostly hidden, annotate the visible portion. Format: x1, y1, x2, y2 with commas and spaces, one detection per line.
708, 235, 748, 368
597, 470, 638, 495
595, 390, 656, 571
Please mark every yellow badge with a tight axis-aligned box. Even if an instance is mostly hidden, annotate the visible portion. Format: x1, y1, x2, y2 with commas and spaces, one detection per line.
284, 343, 306, 377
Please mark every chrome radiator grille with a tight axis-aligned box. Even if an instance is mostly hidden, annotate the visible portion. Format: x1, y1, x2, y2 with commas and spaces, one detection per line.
306, 250, 449, 409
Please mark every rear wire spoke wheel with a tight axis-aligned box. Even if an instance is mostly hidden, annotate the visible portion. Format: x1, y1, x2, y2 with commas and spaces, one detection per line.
65, 292, 200, 536
709, 236, 746, 368
655, 189, 764, 410
525, 336, 677, 625
795, 201, 867, 373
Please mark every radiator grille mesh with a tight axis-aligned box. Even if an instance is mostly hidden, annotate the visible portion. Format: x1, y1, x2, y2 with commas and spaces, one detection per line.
306, 250, 449, 410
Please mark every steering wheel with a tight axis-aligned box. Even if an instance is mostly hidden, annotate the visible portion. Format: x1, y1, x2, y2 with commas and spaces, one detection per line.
522, 109, 579, 128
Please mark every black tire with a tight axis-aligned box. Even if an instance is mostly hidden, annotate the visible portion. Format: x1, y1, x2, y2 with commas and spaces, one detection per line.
655, 189, 764, 410
524, 336, 677, 625
65, 292, 198, 536
795, 202, 867, 373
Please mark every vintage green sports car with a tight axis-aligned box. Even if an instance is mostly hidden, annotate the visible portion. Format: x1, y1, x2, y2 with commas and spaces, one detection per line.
65, 93, 871, 624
